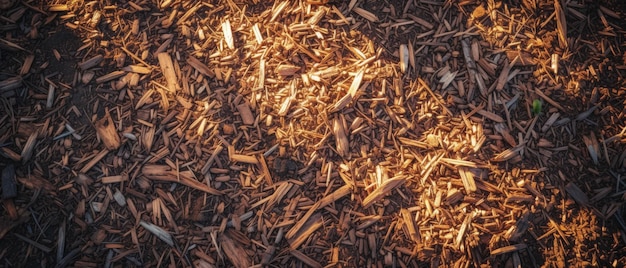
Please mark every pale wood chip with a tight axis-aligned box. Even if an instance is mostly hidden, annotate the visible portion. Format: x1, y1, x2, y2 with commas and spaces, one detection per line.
276, 64, 300, 76
157, 52, 178, 93
222, 20, 234, 49
330, 69, 364, 113
140, 220, 173, 246
332, 115, 349, 158
315, 184, 352, 209
440, 158, 477, 168
187, 56, 214, 77
459, 167, 477, 193
455, 214, 472, 248
252, 23, 263, 44
399, 44, 409, 73
362, 175, 407, 208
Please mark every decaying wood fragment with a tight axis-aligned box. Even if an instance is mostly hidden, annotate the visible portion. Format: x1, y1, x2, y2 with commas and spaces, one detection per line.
236, 102, 255, 125
495, 58, 513, 91
582, 133, 600, 165
290, 249, 322, 268
78, 55, 103, 70
0, 76, 22, 92
565, 182, 589, 206
20, 54, 34, 75
0, 165, 16, 199
219, 229, 251, 268
20, 131, 38, 163
17, 174, 56, 194
1, 164, 17, 220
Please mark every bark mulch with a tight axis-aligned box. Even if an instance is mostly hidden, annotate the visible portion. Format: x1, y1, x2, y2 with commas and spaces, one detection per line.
1, 0, 625, 267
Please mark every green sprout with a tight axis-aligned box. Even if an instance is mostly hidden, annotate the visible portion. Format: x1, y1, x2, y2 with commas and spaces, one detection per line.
532, 99, 542, 116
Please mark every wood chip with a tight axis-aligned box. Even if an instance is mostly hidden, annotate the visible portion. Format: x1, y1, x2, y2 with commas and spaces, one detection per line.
352, 7, 379, 22
220, 229, 251, 268
491, 244, 528, 256
362, 175, 407, 208
187, 56, 214, 77
157, 52, 178, 93
142, 165, 223, 195
459, 167, 477, 193
236, 102, 255, 125
332, 115, 349, 158
139, 220, 173, 246
288, 212, 323, 250
95, 109, 121, 150
582, 132, 600, 165
95, 71, 126, 84
222, 20, 234, 49
6, 0, 626, 266
78, 55, 103, 70
565, 182, 589, 207
290, 249, 322, 268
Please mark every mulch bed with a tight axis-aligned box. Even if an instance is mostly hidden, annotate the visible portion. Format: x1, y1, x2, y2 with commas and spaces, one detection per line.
1, 0, 626, 267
